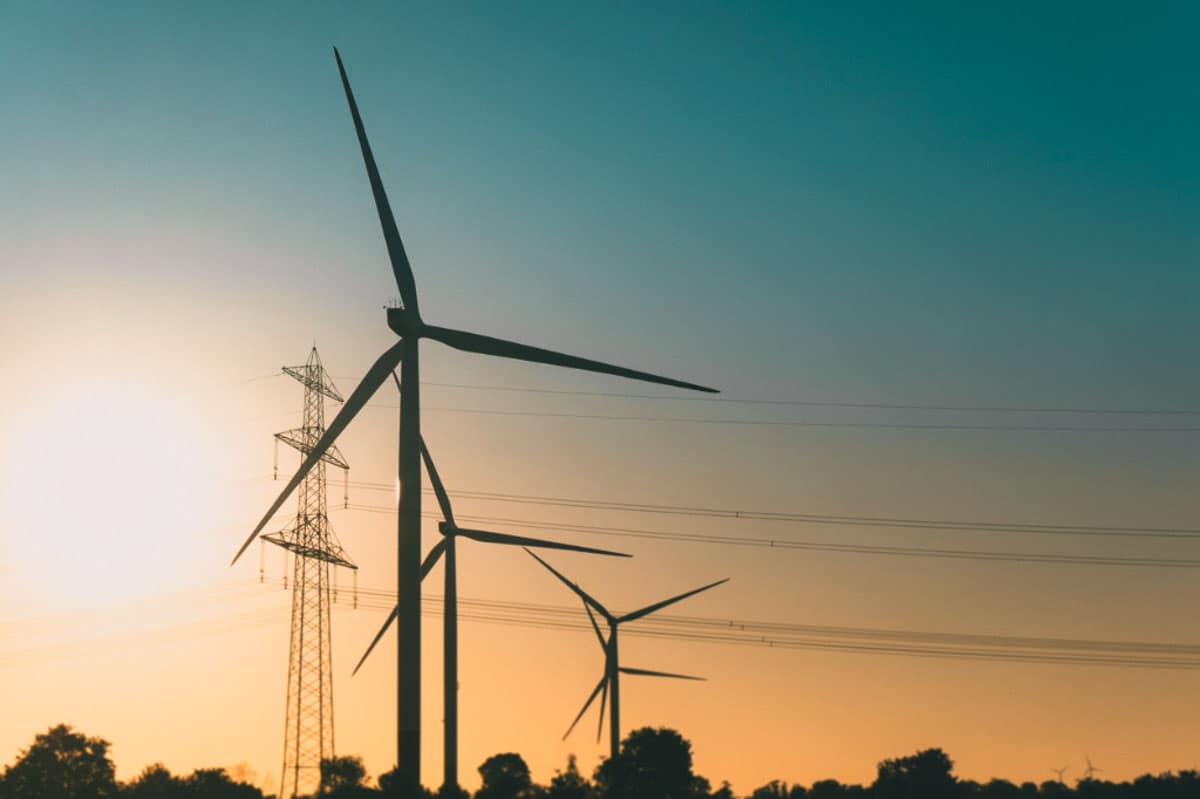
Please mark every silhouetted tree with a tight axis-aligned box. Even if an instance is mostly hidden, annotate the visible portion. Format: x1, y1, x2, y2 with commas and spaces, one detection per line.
13, 722, 1200, 799
708, 781, 734, 799
180, 768, 263, 799
1073, 778, 1106, 799
1, 724, 117, 799
976, 778, 1022, 799
1038, 779, 1073, 799
474, 753, 538, 799
376, 767, 436, 799
123, 764, 183, 799
750, 781, 806, 799
593, 727, 708, 799
1130, 770, 1200, 799
547, 756, 591, 799
322, 755, 373, 798
806, 780, 866, 799
873, 749, 957, 799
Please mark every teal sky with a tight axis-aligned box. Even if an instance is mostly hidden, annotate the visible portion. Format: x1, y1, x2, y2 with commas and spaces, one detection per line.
2, 2, 1199, 792
5, 2, 1198, 404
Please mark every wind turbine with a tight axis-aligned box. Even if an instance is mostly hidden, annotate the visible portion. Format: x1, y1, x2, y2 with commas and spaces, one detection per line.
1083, 755, 1102, 781
352, 404, 631, 789
1051, 766, 1068, 784
526, 549, 728, 760
230, 48, 716, 793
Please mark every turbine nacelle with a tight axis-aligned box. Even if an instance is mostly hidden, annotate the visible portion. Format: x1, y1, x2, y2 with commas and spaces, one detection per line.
387, 306, 423, 336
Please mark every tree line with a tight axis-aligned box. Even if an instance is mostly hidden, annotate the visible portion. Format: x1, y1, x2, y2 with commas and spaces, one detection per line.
1, 723, 1196, 799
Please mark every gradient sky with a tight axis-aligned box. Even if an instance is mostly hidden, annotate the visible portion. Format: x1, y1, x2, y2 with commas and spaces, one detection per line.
2, 2, 1199, 794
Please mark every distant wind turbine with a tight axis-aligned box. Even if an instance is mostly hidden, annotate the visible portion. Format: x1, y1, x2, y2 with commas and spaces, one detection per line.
352, 401, 630, 787
1083, 755, 1102, 780
526, 549, 728, 759
229, 48, 715, 793
1051, 766, 1068, 784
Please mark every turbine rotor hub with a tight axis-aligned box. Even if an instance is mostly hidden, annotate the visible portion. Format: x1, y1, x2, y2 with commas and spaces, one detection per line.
386, 307, 423, 337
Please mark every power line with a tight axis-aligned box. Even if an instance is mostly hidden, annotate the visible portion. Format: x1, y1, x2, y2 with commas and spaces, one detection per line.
391, 405, 1200, 433
348, 586, 1200, 656
335, 479, 1200, 541
366, 377, 1200, 417
213, 371, 1200, 418
264, 392, 1200, 430
339, 503, 1200, 569
328, 586, 1200, 671
8, 581, 1199, 672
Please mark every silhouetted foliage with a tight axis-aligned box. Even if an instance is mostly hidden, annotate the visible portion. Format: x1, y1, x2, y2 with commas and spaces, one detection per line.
6, 723, 1200, 799
547, 755, 591, 799
123, 764, 183, 799
593, 727, 709, 799
1040, 781, 1074, 799
973, 778, 1025, 799
710, 781, 735, 799
437, 782, 471, 799
322, 755, 373, 798
750, 781, 807, 799
179, 768, 263, 799
808, 780, 866, 799
1, 724, 117, 799
475, 753, 539, 799
377, 766, 436, 799
873, 748, 957, 799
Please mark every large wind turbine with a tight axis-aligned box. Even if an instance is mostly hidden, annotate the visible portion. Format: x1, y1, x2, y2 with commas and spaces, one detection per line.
527, 550, 728, 760
230, 48, 716, 793
353, 414, 630, 790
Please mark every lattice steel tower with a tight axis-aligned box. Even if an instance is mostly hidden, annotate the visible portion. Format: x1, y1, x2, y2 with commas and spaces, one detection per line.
264, 348, 356, 799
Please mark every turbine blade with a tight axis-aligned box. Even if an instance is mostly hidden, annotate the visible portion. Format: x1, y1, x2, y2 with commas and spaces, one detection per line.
563, 675, 606, 741
352, 540, 443, 677
524, 549, 612, 620
596, 678, 609, 743
419, 438, 455, 526
333, 48, 420, 317
421, 539, 447, 579
619, 666, 705, 681
458, 528, 629, 558
232, 340, 405, 565
352, 605, 397, 676
584, 601, 607, 650
424, 325, 716, 393
617, 578, 729, 624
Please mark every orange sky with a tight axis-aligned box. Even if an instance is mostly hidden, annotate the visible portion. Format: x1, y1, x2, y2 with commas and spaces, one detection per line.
2, 304, 1197, 793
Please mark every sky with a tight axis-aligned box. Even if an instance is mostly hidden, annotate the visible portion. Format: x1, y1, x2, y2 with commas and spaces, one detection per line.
2, 0, 1199, 794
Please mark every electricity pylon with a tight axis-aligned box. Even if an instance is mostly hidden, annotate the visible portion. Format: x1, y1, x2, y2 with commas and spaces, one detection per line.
263, 347, 356, 799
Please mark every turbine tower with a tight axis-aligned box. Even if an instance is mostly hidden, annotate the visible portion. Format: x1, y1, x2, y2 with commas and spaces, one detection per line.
231, 49, 715, 793
263, 347, 356, 799
351, 410, 631, 791
527, 550, 728, 759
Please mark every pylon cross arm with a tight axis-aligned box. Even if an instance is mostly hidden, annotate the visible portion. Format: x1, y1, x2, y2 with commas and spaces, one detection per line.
283, 364, 345, 403
274, 428, 349, 469
262, 532, 357, 569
